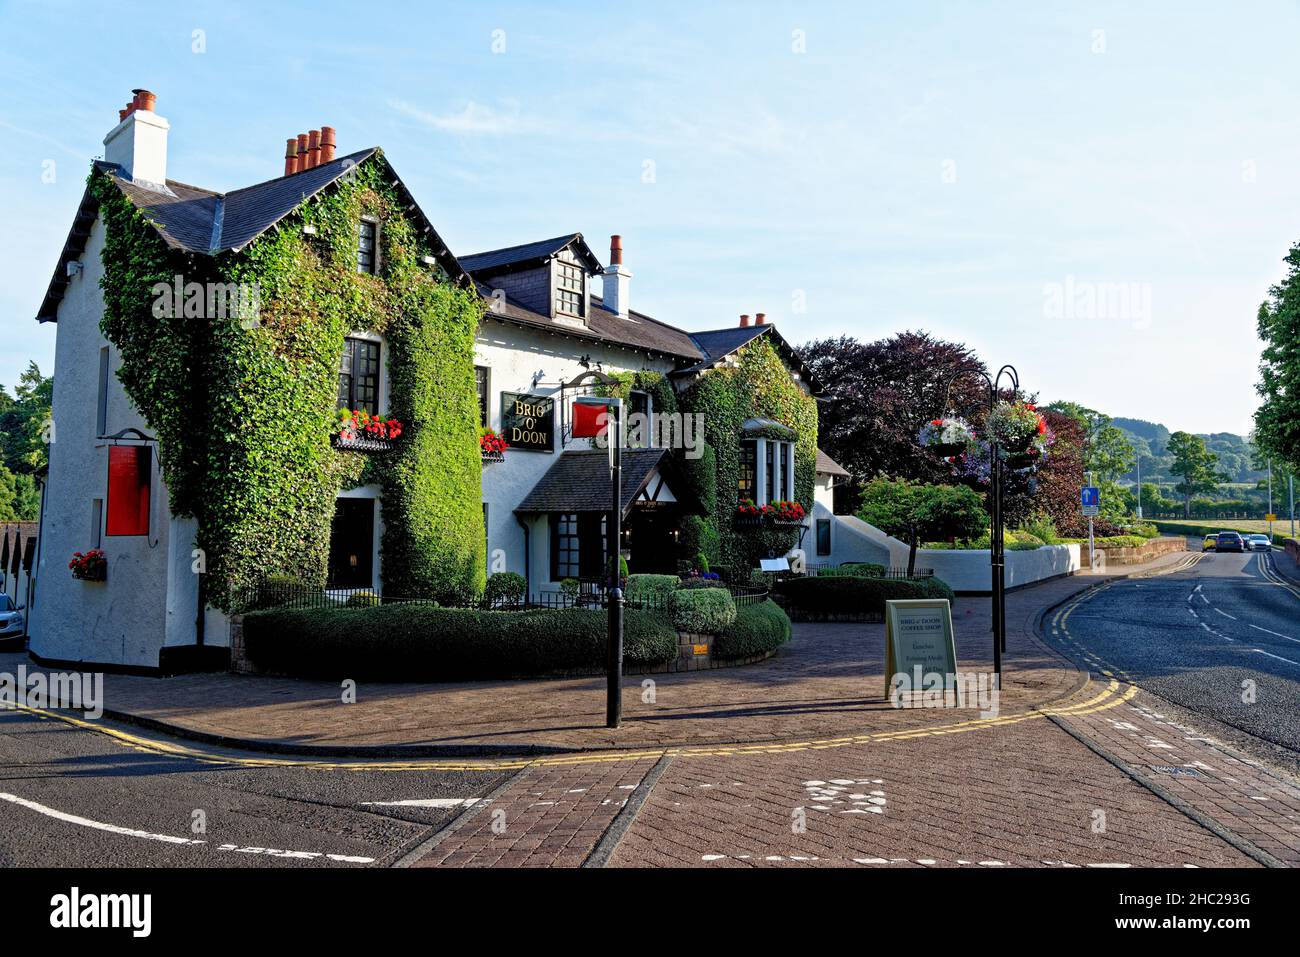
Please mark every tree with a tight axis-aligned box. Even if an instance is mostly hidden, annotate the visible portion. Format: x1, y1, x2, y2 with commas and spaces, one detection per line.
0, 363, 52, 522
1167, 431, 1228, 517
856, 477, 987, 576
1255, 244, 1300, 472
1045, 400, 1135, 481
800, 332, 986, 509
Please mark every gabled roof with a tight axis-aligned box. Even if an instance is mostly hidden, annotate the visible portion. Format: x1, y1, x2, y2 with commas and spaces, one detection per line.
37, 149, 469, 322
459, 233, 603, 275
514, 448, 703, 516
478, 287, 703, 361
675, 323, 824, 395
816, 449, 850, 477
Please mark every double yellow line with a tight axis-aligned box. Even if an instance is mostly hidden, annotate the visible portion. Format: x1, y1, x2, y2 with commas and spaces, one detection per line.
9, 676, 1137, 774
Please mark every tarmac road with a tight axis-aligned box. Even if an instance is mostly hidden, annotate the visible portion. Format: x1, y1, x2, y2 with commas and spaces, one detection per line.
0, 708, 513, 867
1050, 546, 1300, 761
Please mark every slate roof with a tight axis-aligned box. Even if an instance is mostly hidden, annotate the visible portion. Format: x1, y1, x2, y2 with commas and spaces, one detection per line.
514, 448, 701, 516
37, 149, 468, 322
816, 449, 850, 477
688, 325, 768, 363
460, 233, 602, 275
480, 291, 703, 361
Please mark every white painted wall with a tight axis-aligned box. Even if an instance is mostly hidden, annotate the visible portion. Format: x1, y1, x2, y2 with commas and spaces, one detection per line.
475, 316, 678, 592
30, 219, 195, 667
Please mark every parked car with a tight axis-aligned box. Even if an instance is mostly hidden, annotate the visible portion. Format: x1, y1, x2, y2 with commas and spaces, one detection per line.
1245, 534, 1272, 551
1215, 531, 1245, 553
1202, 534, 1217, 552
0, 594, 24, 640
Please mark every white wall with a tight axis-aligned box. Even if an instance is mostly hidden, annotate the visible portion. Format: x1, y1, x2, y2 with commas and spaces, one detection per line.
30, 219, 194, 667
475, 316, 678, 592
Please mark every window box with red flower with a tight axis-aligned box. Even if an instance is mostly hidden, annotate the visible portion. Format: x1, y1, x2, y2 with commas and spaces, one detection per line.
734, 498, 806, 528
69, 549, 107, 582
768, 500, 807, 527
480, 428, 509, 464
333, 409, 403, 452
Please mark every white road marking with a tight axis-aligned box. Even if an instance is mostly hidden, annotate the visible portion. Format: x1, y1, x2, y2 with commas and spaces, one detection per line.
0, 792, 375, 864
0, 792, 204, 846
360, 798, 486, 809
1251, 648, 1300, 666
1213, 608, 1237, 621
1249, 623, 1300, 643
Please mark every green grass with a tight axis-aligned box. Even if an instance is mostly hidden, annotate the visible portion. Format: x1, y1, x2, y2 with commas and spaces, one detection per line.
1150, 518, 1295, 542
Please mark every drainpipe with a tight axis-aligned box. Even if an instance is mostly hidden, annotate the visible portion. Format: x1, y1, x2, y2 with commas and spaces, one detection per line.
24, 475, 48, 641
514, 514, 531, 592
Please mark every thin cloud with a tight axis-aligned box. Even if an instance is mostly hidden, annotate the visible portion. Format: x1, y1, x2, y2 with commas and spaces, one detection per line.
388, 98, 537, 135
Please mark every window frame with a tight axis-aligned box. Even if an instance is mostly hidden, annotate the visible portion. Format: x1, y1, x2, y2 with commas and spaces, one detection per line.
550, 512, 581, 581
553, 258, 585, 318
816, 518, 832, 556
475, 366, 490, 428
738, 440, 757, 498
356, 217, 379, 275
338, 337, 381, 416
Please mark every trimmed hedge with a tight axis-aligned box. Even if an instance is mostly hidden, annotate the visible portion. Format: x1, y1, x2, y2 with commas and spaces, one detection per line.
774, 575, 955, 616
713, 600, 792, 659
669, 587, 737, 634
816, 563, 885, 578
242, 605, 678, 680
625, 574, 681, 604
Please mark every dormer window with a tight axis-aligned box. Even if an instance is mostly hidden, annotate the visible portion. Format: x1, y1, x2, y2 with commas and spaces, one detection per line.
357, 219, 378, 274
555, 259, 584, 318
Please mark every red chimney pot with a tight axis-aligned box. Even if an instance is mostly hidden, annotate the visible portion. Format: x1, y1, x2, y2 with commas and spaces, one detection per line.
610, 234, 623, 266
320, 126, 336, 163
304, 130, 321, 169
755, 312, 767, 325
132, 89, 156, 112
284, 138, 300, 176
739, 314, 751, 327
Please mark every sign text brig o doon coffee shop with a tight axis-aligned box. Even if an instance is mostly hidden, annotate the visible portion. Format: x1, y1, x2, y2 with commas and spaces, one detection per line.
501, 392, 555, 452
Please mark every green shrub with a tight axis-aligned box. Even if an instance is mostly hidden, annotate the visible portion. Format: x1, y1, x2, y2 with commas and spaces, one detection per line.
695, 552, 710, 573
485, 572, 527, 606
713, 600, 792, 659
774, 575, 954, 616
679, 577, 726, 590
250, 574, 320, 610
243, 605, 678, 679
559, 578, 580, 600
817, 563, 885, 578
345, 590, 381, 608
1020, 514, 1060, 545
670, 587, 737, 634
625, 574, 681, 604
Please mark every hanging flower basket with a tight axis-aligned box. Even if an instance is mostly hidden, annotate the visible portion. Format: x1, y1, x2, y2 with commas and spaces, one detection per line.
334, 409, 402, 452
918, 417, 975, 458
985, 401, 1046, 455
69, 548, 107, 582
480, 428, 509, 464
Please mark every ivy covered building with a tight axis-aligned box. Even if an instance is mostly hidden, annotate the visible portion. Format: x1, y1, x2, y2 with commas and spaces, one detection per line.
29, 90, 863, 670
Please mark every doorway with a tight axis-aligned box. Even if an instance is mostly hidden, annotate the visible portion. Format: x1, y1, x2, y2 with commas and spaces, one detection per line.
328, 498, 375, 589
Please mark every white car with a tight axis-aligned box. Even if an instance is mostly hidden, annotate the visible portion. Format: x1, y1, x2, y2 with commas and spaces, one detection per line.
1245, 534, 1272, 552
0, 594, 23, 640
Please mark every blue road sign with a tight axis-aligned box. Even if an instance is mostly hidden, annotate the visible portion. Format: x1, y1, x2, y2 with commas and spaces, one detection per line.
1081, 486, 1100, 508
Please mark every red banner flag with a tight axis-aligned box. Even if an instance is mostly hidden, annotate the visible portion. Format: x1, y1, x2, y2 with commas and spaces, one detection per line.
572, 401, 611, 439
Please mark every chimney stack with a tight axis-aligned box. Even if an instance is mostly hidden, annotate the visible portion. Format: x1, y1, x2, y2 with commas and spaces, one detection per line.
755, 312, 767, 325
104, 88, 169, 188
739, 314, 751, 327
602, 234, 632, 318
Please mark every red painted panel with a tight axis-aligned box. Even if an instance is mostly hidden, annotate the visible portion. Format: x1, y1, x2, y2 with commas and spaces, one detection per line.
572, 401, 610, 439
106, 445, 151, 536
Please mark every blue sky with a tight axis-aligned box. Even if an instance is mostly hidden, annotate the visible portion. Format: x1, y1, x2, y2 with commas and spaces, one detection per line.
2, 0, 1298, 435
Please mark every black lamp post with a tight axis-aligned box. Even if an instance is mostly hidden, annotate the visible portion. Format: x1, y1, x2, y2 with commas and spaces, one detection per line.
576, 394, 624, 728
939, 364, 1022, 687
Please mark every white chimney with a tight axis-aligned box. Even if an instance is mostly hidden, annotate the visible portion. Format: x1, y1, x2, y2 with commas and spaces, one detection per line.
103, 89, 169, 189
602, 234, 632, 318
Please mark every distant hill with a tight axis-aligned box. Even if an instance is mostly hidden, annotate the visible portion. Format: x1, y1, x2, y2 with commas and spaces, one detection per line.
1110, 418, 1263, 485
